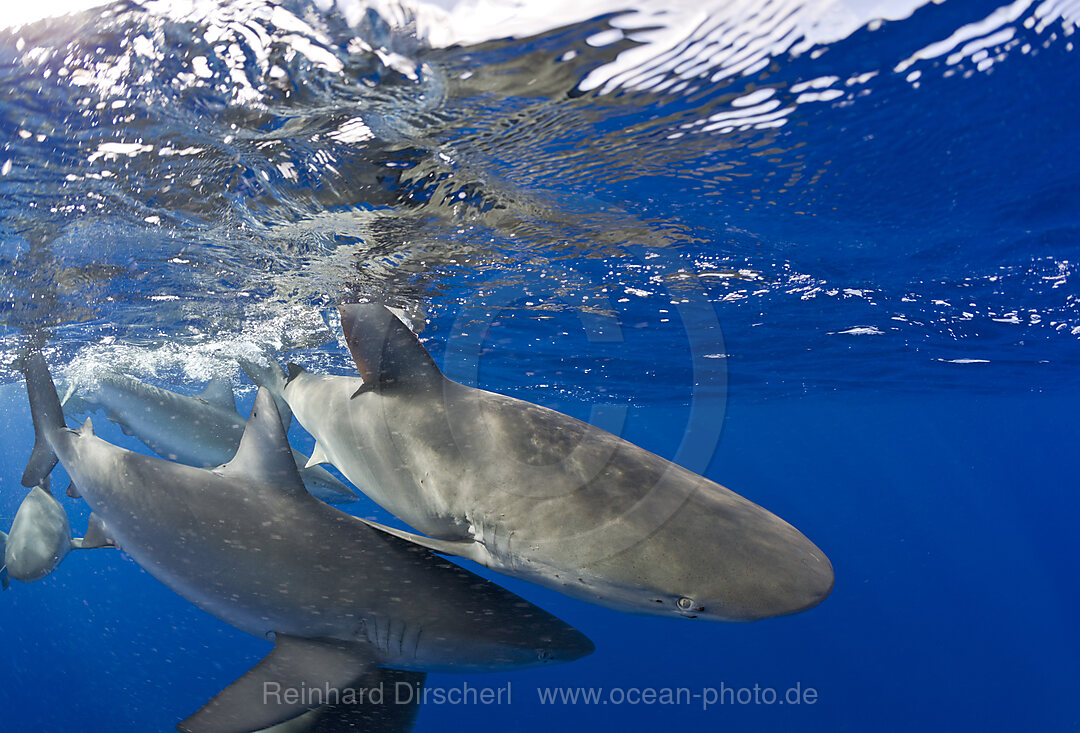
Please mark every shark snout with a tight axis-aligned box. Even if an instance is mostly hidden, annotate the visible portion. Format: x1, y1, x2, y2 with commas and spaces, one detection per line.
721, 533, 835, 622
456, 617, 595, 672
537, 627, 596, 664
771, 541, 835, 617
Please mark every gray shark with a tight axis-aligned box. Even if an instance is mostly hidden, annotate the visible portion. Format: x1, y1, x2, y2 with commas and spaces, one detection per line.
1, 484, 112, 589
267, 304, 833, 622
62, 371, 358, 505
22, 352, 593, 733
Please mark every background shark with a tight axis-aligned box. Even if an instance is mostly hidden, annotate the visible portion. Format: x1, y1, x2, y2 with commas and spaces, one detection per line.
1, 483, 112, 589
62, 371, 358, 505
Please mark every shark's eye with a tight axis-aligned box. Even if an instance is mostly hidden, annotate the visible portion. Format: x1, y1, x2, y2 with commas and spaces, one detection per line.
677, 597, 694, 611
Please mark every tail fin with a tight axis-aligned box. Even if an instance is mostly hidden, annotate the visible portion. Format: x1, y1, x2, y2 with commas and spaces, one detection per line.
236, 353, 292, 429
21, 351, 63, 488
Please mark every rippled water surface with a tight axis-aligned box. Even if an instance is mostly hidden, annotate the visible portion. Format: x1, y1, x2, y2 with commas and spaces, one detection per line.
1, 0, 1078, 731
2, 0, 1077, 393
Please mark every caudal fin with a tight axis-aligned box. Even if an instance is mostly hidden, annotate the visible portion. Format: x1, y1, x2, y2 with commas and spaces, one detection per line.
236, 352, 292, 428
21, 351, 63, 488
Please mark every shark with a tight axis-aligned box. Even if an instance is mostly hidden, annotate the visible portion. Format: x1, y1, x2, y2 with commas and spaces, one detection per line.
61, 371, 358, 505
1, 483, 112, 590
260, 304, 834, 622
22, 352, 593, 733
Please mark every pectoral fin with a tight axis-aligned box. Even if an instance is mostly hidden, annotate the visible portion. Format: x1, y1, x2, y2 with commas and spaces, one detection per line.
293, 456, 359, 504
303, 443, 331, 469
357, 517, 490, 566
72, 514, 116, 550
177, 635, 375, 733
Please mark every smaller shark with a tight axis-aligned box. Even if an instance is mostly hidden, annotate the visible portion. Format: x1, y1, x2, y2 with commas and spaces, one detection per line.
62, 371, 358, 505
2, 483, 112, 589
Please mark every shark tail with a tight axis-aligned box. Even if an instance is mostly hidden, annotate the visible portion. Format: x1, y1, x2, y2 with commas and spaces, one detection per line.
237, 352, 292, 429
21, 351, 64, 489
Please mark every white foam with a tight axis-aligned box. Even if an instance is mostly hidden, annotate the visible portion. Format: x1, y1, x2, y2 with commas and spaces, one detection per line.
834, 326, 884, 335
62, 304, 336, 389
2, 0, 114, 28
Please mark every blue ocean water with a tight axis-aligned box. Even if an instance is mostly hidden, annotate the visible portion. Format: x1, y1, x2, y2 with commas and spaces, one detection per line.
1, 0, 1078, 730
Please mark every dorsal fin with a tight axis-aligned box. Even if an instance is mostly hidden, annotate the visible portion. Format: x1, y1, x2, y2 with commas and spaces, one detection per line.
337, 304, 443, 393
285, 362, 306, 385
198, 375, 237, 412
218, 388, 305, 493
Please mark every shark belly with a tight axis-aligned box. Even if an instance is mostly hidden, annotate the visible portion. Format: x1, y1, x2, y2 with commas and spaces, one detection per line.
96, 384, 243, 466
59, 434, 355, 640
285, 376, 465, 539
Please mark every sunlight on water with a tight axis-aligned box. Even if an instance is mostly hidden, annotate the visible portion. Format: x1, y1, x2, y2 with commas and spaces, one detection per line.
0, 0, 1077, 394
